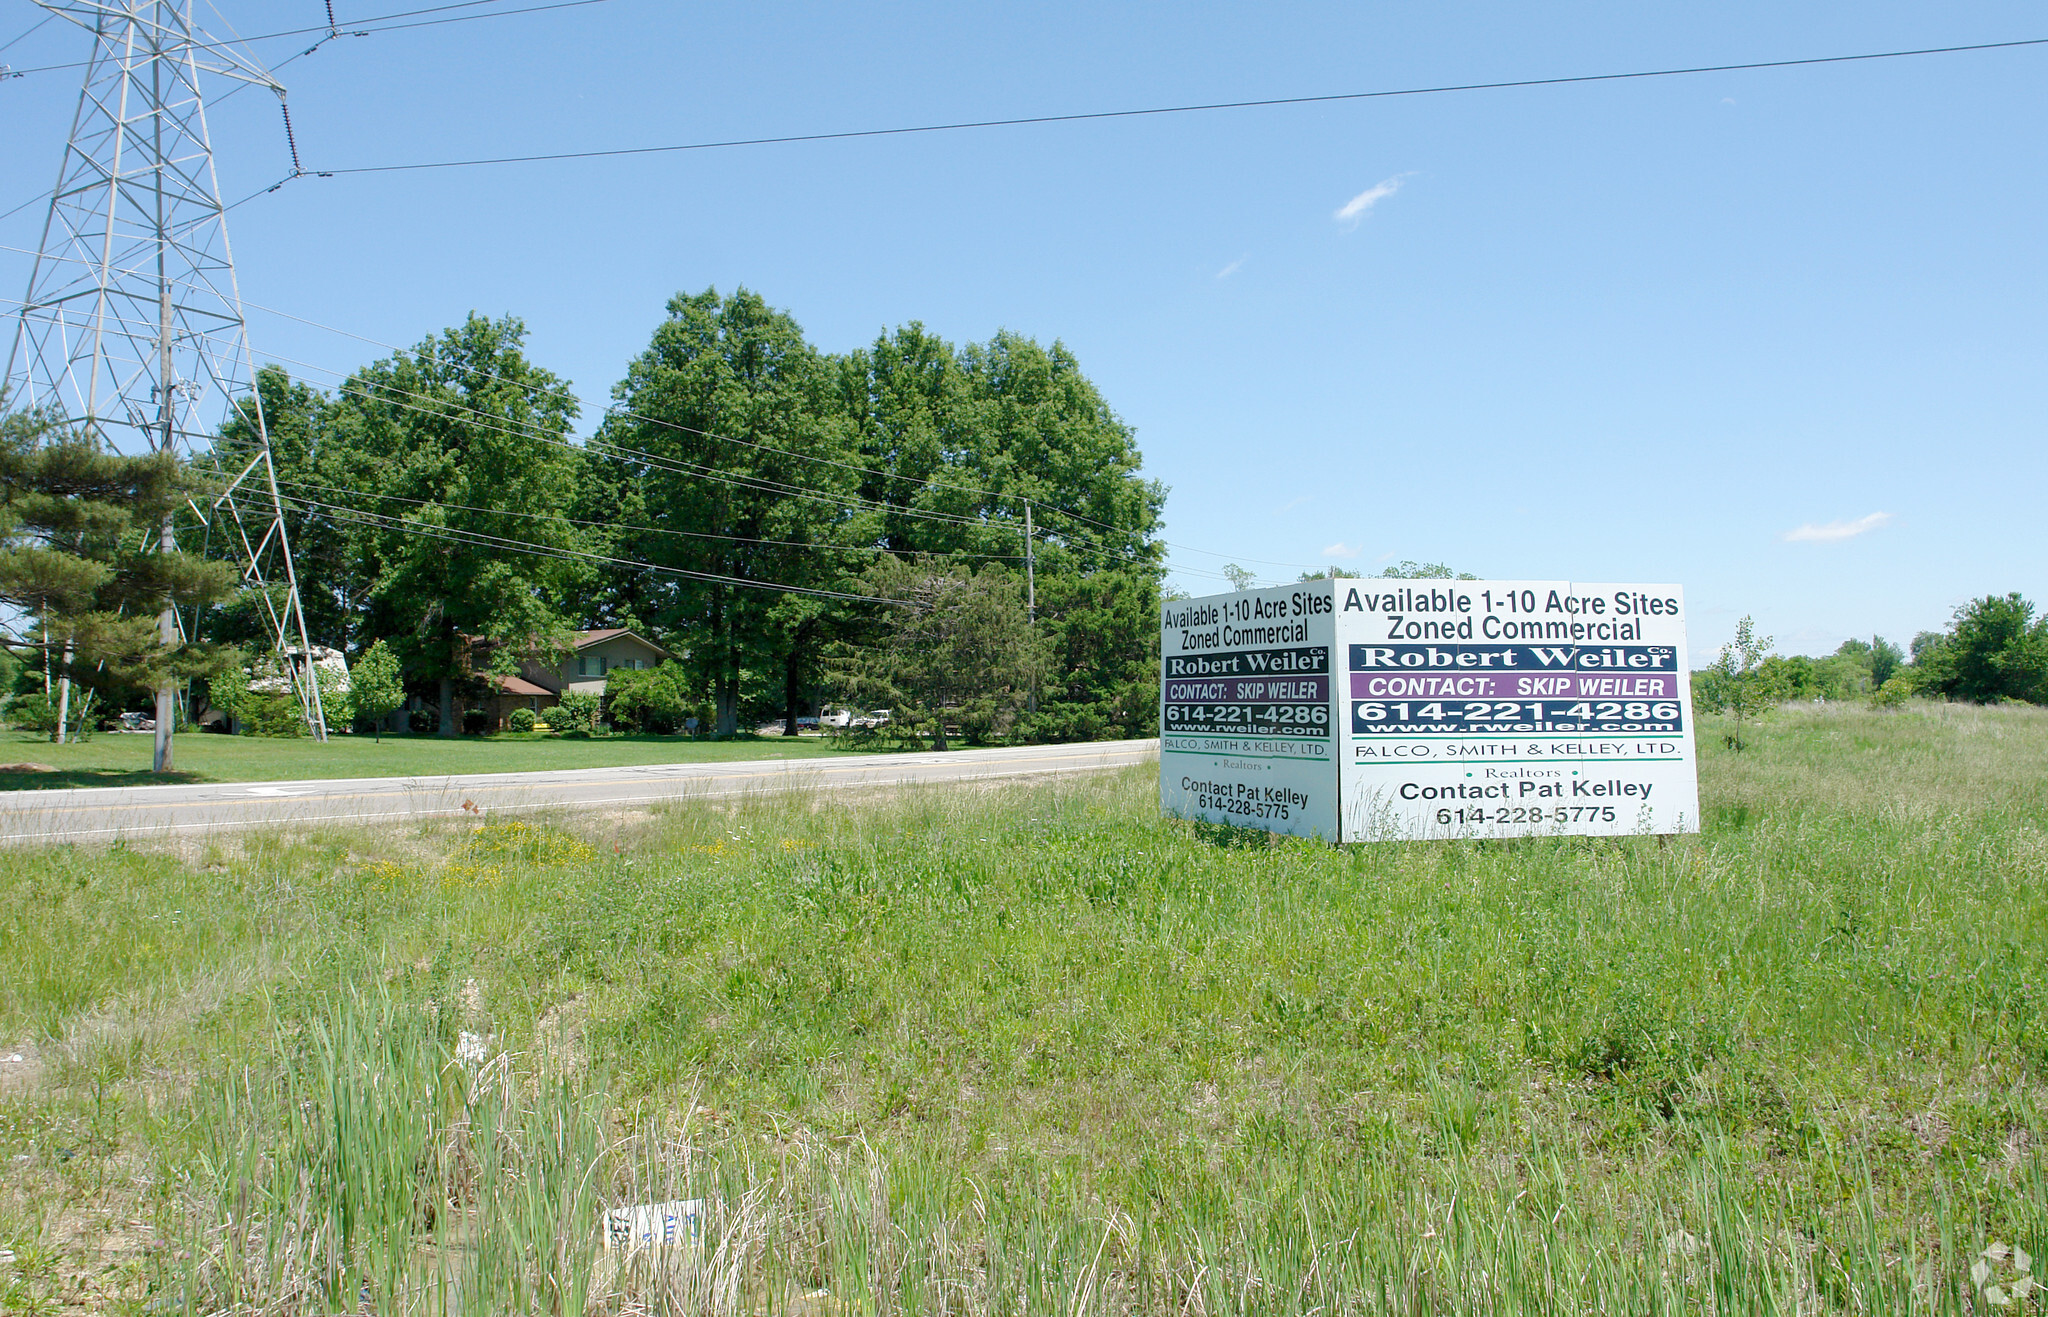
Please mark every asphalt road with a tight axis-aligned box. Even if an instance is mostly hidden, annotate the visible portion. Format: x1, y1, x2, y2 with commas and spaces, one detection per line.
0, 739, 1160, 845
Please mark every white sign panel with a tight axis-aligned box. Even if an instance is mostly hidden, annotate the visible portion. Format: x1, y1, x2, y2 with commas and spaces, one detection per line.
1159, 583, 1340, 839
1160, 580, 1699, 842
1333, 580, 1699, 840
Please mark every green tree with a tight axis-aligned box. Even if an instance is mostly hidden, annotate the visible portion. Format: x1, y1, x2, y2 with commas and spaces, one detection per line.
1915, 594, 2047, 704
332, 315, 586, 737
841, 326, 1162, 570
1708, 615, 1776, 750
836, 324, 1164, 741
349, 639, 404, 741
0, 404, 238, 754
831, 556, 1045, 751
1031, 566, 1160, 741
593, 288, 874, 737
1378, 560, 1478, 580
605, 661, 693, 734
1869, 636, 1904, 688
1221, 564, 1257, 591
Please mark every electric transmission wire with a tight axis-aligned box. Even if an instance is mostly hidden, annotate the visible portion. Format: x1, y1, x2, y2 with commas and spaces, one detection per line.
224, 302, 1293, 576
0, 277, 1246, 582
203, 369, 1110, 568
270, 490, 916, 606
1, 291, 1236, 582
233, 342, 1204, 575
0, 0, 620, 80
0, 15, 51, 55
292, 36, 2048, 176
231, 296, 1156, 538
266, 472, 1035, 562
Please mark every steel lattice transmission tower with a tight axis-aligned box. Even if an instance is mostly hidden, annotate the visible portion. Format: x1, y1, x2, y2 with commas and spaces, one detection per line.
4, 1, 327, 765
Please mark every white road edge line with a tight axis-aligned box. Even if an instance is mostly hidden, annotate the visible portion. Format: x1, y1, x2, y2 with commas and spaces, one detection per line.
0, 751, 1158, 844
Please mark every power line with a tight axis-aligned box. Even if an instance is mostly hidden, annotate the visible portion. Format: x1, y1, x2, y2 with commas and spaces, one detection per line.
269, 490, 916, 606
0, 15, 51, 56
220, 299, 1294, 572
266, 471, 1034, 561
0, 0, 620, 80
234, 341, 1182, 566
229, 293, 1159, 541
302, 36, 2048, 176
0, 282, 1239, 580
2, 292, 1234, 579
0, 4, 620, 221
202, 357, 1149, 571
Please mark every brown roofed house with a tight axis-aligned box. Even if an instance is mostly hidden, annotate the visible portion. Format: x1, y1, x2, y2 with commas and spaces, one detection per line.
480, 629, 673, 730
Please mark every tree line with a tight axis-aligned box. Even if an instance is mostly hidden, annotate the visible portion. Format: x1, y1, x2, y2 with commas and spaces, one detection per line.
1696, 592, 2048, 745
4, 287, 1167, 745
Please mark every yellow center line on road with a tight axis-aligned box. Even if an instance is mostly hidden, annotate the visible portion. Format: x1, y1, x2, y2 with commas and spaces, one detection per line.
0, 749, 1156, 818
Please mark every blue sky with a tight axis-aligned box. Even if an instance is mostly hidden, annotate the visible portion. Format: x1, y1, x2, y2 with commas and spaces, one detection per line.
3, 0, 2043, 657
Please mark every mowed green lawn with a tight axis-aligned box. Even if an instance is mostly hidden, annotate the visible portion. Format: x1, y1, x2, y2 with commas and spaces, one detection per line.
1, 703, 2044, 1314
0, 727, 855, 790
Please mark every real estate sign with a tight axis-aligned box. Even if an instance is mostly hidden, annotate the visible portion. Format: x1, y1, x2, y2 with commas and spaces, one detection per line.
1159, 583, 1340, 840
1160, 579, 1699, 842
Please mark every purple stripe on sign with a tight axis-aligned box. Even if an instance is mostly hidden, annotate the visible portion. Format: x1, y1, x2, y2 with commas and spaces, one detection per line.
1351, 672, 1516, 699
1553, 674, 1679, 699
1165, 676, 1329, 703
1349, 673, 1678, 700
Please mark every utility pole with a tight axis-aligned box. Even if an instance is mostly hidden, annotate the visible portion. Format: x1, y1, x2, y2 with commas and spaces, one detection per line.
1023, 500, 1036, 624
1023, 500, 1037, 714
6, 2, 328, 758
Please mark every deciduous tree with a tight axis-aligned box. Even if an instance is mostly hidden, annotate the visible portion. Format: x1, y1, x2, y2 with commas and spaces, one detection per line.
1914, 594, 2047, 704
330, 315, 586, 736
1708, 615, 1776, 750
349, 639, 404, 740
594, 288, 873, 736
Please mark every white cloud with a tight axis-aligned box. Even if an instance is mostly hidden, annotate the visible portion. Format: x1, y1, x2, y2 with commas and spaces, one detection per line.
1277, 495, 1311, 513
1320, 542, 1361, 559
1334, 175, 1407, 226
1215, 255, 1246, 279
1783, 511, 1892, 543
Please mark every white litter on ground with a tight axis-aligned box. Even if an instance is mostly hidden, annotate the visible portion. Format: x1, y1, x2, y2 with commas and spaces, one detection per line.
603, 1199, 705, 1253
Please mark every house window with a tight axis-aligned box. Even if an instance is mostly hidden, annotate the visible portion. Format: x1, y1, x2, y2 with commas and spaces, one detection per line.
577, 657, 587, 676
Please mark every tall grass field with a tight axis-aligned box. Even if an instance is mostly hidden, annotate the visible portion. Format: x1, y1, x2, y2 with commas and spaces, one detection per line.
2, 702, 2044, 1314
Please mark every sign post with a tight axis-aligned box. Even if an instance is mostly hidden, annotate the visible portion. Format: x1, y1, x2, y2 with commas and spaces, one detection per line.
1160, 579, 1700, 841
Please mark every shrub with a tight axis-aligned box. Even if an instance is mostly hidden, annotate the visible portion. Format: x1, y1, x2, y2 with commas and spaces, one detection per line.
8, 691, 58, 734
552, 689, 599, 736
408, 708, 437, 735
605, 662, 691, 734
462, 707, 492, 736
1871, 675, 1914, 709
507, 707, 536, 733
